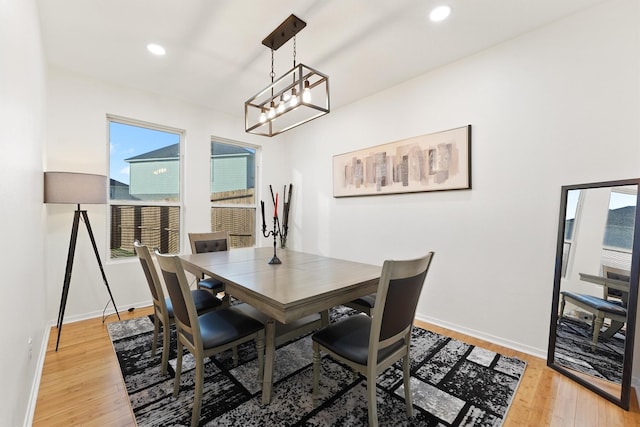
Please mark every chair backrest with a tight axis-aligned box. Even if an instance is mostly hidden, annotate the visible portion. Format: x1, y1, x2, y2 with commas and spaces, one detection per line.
370, 252, 434, 350
602, 264, 631, 304
133, 240, 166, 310
189, 231, 229, 254
155, 251, 201, 343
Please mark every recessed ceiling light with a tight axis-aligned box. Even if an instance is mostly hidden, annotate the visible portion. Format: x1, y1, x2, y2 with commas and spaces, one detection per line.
147, 43, 166, 56
429, 5, 451, 22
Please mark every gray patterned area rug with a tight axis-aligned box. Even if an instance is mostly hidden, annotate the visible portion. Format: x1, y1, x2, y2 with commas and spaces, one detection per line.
107, 307, 526, 426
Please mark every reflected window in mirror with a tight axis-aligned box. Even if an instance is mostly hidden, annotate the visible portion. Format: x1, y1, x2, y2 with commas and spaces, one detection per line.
562, 190, 581, 277
602, 188, 637, 273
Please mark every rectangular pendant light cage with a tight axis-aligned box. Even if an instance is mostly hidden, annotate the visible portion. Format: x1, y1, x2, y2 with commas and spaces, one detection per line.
245, 63, 330, 137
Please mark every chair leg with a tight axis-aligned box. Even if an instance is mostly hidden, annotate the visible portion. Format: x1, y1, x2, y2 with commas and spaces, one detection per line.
173, 342, 183, 397
592, 314, 604, 351
403, 352, 413, 417
312, 342, 320, 405
160, 322, 170, 376
151, 314, 159, 356
366, 371, 378, 427
256, 331, 265, 382
558, 296, 566, 324
232, 346, 239, 366
191, 352, 204, 427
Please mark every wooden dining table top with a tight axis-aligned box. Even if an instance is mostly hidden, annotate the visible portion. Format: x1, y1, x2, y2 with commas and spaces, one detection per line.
179, 246, 381, 323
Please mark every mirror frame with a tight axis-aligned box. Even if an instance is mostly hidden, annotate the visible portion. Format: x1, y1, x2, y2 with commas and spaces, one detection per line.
547, 178, 640, 410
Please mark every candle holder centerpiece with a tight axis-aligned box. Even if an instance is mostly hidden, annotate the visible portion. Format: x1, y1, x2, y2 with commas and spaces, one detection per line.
261, 184, 292, 265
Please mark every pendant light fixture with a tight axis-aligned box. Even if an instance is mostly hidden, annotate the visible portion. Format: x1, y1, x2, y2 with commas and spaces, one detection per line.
245, 14, 330, 137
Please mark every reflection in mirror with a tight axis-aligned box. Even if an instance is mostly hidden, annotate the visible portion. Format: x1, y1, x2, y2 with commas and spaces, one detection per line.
548, 179, 640, 410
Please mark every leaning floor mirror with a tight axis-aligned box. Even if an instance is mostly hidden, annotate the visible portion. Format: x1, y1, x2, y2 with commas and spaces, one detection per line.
547, 178, 640, 409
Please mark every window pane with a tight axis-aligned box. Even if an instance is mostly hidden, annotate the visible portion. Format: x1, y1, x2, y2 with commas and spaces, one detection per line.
562, 189, 580, 276
603, 191, 636, 250
564, 189, 580, 241
211, 206, 256, 248
601, 189, 636, 272
110, 121, 180, 202
110, 205, 180, 258
210, 140, 257, 248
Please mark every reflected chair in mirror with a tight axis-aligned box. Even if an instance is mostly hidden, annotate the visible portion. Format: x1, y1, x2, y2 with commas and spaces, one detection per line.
602, 265, 631, 307
312, 252, 434, 427
155, 251, 265, 427
133, 241, 222, 375
559, 266, 630, 351
188, 231, 229, 305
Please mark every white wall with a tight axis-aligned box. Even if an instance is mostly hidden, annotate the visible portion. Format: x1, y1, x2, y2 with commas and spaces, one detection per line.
282, 0, 640, 357
0, 0, 48, 425
44, 67, 286, 322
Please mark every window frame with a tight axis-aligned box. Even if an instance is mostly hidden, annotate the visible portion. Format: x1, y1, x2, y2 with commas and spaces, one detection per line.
209, 136, 260, 249
107, 114, 185, 260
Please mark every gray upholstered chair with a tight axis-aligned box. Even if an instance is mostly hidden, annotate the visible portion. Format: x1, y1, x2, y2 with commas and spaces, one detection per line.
155, 250, 265, 427
344, 293, 376, 315
233, 303, 326, 347
312, 252, 435, 427
133, 241, 222, 375
188, 231, 229, 302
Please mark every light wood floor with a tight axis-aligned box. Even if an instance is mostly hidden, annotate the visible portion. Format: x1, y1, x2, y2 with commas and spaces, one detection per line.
33, 306, 640, 427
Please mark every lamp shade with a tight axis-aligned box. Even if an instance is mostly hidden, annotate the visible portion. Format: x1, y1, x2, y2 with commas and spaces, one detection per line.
44, 171, 108, 204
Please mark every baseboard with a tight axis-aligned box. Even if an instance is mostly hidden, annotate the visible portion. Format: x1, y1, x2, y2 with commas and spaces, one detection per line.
53, 299, 150, 326
23, 325, 50, 427
415, 313, 547, 360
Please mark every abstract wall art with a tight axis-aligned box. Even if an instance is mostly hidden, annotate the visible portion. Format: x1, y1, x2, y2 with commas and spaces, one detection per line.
332, 125, 471, 197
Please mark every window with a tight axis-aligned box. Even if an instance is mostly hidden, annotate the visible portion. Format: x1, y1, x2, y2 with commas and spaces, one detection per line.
109, 117, 182, 258
210, 139, 257, 248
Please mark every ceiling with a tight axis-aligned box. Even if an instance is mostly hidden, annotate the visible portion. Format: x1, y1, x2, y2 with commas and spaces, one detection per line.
37, 0, 607, 119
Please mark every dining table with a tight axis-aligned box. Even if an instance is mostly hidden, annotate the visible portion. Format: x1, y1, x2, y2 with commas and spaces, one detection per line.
178, 246, 381, 404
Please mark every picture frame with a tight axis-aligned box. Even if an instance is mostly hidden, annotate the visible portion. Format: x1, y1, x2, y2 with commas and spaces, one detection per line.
332, 125, 471, 197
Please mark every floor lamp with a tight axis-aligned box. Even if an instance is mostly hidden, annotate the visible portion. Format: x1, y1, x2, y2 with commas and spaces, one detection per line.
44, 171, 121, 351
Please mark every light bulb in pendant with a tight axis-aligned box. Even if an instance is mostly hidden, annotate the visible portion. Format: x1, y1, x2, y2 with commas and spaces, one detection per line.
259, 111, 267, 123
290, 88, 299, 107
277, 96, 286, 114
267, 102, 276, 119
302, 80, 311, 103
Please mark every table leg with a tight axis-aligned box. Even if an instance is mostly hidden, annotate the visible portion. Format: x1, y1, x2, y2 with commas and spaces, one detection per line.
261, 318, 276, 404
320, 309, 329, 327
601, 320, 625, 339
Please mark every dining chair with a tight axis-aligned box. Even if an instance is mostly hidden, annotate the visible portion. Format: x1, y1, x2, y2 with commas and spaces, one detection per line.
133, 241, 222, 375
312, 252, 435, 427
233, 302, 326, 347
155, 250, 265, 427
344, 293, 376, 315
188, 231, 229, 304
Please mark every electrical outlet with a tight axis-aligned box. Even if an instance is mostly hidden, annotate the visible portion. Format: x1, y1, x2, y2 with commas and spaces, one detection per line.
28, 338, 33, 362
